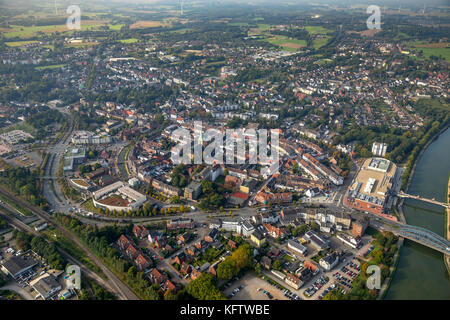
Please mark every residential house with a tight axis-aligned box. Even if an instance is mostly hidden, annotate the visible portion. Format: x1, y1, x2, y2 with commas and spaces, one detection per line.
250, 230, 266, 247
285, 273, 302, 290
117, 235, 131, 251
135, 254, 152, 271
125, 244, 139, 260
133, 225, 149, 239
263, 223, 286, 239
319, 252, 339, 271
205, 228, 219, 243
261, 256, 272, 270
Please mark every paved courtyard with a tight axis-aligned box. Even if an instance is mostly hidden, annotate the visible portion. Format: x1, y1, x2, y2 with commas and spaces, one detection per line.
223, 273, 289, 300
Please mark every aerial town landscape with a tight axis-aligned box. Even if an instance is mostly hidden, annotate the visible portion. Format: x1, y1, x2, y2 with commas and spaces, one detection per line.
0, 0, 449, 306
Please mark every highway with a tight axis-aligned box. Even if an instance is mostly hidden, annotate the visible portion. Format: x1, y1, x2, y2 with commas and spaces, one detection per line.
41, 110, 75, 214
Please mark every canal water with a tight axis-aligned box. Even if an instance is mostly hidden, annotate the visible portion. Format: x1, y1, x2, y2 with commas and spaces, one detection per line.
385, 127, 450, 300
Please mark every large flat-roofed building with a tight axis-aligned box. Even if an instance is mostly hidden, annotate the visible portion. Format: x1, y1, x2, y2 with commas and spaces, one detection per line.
63, 147, 86, 171
304, 230, 329, 250
344, 157, 397, 216
287, 239, 308, 256
30, 274, 62, 300
1, 256, 38, 279
92, 181, 125, 200
92, 181, 146, 211
184, 181, 202, 200
71, 130, 112, 145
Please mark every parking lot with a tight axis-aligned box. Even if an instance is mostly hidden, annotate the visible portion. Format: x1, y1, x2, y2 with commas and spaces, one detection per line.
223, 273, 290, 300
327, 259, 362, 297
303, 275, 329, 298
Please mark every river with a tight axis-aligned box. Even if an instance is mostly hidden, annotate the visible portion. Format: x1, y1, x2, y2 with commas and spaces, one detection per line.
385, 127, 450, 300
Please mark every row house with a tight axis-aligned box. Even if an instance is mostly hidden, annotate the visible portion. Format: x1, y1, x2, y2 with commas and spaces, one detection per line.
133, 225, 149, 239
148, 268, 168, 285
254, 191, 293, 205
135, 253, 152, 271
262, 223, 287, 239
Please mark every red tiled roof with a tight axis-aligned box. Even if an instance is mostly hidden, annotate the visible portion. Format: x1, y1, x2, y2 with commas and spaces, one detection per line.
231, 192, 249, 200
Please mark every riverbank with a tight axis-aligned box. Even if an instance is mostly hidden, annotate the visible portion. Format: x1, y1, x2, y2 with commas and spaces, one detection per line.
382, 125, 450, 298
378, 238, 404, 300
403, 123, 450, 191
445, 174, 450, 275
384, 127, 450, 299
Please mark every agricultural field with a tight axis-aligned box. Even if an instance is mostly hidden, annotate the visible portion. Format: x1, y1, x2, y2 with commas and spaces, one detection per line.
407, 41, 450, 61
0, 21, 124, 39
262, 35, 307, 52
311, 37, 330, 49
129, 20, 171, 29
5, 40, 39, 47
305, 26, 333, 35
118, 38, 139, 44
248, 24, 272, 36
305, 26, 333, 49
35, 64, 66, 70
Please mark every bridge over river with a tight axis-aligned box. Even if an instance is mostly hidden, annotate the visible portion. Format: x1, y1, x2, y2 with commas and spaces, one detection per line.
397, 191, 450, 209
370, 218, 450, 255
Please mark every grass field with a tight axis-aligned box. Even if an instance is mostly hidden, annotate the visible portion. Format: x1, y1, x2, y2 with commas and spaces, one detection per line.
0, 193, 33, 217
1, 22, 124, 39
0, 121, 36, 135
305, 26, 333, 35
169, 28, 193, 34
312, 37, 330, 49
407, 41, 450, 61
129, 20, 170, 29
261, 35, 307, 52
314, 58, 334, 66
5, 40, 38, 47
35, 64, 66, 70
248, 23, 272, 36
118, 38, 139, 44
66, 42, 99, 47
108, 24, 125, 31
305, 26, 333, 49
229, 22, 250, 27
